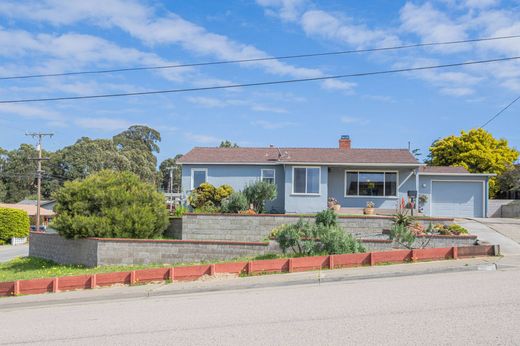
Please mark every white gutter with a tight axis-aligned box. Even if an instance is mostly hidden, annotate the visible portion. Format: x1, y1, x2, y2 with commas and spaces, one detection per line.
418, 172, 496, 177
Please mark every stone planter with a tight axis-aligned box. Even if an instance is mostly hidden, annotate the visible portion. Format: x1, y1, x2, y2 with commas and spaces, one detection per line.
363, 207, 375, 215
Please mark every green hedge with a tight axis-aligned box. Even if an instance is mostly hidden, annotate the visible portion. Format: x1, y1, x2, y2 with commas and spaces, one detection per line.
0, 208, 30, 242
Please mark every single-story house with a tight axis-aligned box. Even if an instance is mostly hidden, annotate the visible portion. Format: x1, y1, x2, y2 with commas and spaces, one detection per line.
178, 136, 494, 217
0, 203, 56, 225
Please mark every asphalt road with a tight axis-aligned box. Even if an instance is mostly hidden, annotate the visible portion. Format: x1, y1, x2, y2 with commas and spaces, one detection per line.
1, 265, 519, 345
0, 244, 28, 263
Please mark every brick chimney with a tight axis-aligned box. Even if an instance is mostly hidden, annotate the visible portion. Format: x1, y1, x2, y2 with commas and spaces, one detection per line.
339, 135, 351, 150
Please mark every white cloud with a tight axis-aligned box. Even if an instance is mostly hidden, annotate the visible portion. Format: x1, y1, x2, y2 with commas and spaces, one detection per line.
439, 87, 475, 96
321, 79, 357, 92
0, 103, 63, 122
340, 116, 369, 126
251, 120, 296, 129
184, 132, 219, 144
464, 0, 500, 9
186, 96, 288, 113
74, 117, 131, 131
301, 10, 400, 48
256, 0, 308, 22
186, 96, 226, 108
400, 3, 468, 50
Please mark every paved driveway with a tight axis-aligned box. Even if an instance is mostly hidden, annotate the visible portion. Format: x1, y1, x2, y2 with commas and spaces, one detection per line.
0, 244, 28, 263
456, 218, 520, 255
473, 218, 520, 244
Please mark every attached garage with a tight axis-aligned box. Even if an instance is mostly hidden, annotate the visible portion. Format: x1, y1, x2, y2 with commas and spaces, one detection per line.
431, 181, 484, 218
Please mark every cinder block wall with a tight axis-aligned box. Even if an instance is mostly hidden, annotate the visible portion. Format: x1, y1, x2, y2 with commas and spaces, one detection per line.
177, 214, 453, 242
29, 232, 273, 267
29, 232, 98, 267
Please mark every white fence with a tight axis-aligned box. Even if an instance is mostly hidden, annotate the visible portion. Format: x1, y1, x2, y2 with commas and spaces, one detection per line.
11, 237, 27, 246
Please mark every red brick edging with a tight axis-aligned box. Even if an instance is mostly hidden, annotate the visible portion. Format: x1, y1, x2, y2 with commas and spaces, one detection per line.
0, 245, 496, 297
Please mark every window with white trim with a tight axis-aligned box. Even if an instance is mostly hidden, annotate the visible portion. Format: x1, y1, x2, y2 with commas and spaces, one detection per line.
261, 169, 275, 184
293, 167, 320, 194
191, 169, 207, 189
346, 171, 397, 197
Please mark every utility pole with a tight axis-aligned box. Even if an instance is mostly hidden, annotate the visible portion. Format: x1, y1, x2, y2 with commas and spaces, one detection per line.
25, 132, 53, 231
167, 166, 174, 212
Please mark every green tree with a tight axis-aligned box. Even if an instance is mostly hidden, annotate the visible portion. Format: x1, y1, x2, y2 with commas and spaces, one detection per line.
427, 128, 519, 196
52, 170, 169, 239
219, 140, 239, 148
113, 125, 161, 184
497, 165, 520, 197
113, 125, 161, 154
158, 154, 183, 192
51, 137, 131, 181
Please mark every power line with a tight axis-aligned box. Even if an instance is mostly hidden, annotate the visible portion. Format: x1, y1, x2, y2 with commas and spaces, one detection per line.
1, 34, 520, 81
0, 55, 519, 104
480, 95, 520, 128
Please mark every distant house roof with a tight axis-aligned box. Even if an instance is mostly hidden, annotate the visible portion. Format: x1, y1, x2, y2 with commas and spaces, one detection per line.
419, 166, 469, 174
177, 147, 419, 165
0, 203, 56, 217
17, 199, 55, 207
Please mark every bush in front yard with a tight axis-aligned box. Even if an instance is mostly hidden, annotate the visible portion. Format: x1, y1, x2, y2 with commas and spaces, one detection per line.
0, 207, 30, 243
52, 170, 169, 239
273, 218, 366, 256
220, 191, 249, 213
242, 180, 277, 213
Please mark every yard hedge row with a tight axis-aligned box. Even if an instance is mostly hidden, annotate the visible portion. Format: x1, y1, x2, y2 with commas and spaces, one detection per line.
0, 207, 30, 243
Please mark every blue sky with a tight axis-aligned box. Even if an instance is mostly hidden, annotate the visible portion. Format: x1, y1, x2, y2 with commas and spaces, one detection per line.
0, 0, 519, 164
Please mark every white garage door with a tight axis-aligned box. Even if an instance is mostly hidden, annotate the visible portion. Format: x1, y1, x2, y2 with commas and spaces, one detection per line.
431, 181, 484, 218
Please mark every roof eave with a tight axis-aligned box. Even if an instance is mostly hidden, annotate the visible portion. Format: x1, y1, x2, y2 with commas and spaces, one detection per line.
178, 161, 422, 167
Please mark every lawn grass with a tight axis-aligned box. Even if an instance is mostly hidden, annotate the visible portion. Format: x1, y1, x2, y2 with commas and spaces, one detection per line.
0, 253, 287, 283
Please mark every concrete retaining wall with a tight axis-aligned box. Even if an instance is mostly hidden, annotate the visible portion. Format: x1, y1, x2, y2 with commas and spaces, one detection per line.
29, 232, 273, 267
176, 214, 454, 242
488, 199, 515, 217
502, 203, 520, 218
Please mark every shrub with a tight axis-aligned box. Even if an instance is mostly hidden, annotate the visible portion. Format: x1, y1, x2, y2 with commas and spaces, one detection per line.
274, 219, 320, 255
188, 183, 234, 211
448, 224, 469, 235
188, 183, 217, 209
273, 218, 366, 256
52, 170, 169, 239
173, 205, 187, 217
319, 226, 366, 254
389, 223, 416, 249
315, 209, 337, 227
0, 208, 30, 243
193, 202, 220, 214
392, 209, 414, 227
215, 184, 234, 202
242, 180, 277, 213
220, 192, 248, 213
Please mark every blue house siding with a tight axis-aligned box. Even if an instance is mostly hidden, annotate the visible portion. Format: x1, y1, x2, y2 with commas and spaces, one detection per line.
418, 175, 488, 217
284, 165, 328, 213
181, 164, 285, 212
327, 167, 417, 210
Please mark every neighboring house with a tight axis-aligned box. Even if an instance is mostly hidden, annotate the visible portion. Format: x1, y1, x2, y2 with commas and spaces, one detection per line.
16, 199, 56, 212
0, 203, 56, 226
178, 136, 493, 217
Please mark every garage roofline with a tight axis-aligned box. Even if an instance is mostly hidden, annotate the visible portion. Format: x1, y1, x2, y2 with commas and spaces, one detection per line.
419, 172, 496, 177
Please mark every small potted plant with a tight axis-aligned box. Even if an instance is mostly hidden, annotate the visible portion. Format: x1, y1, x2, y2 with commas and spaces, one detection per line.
364, 201, 375, 215
327, 197, 341, 212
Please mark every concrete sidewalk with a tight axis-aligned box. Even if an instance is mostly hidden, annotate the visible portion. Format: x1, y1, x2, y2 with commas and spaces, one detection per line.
2, 254, 515, 310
